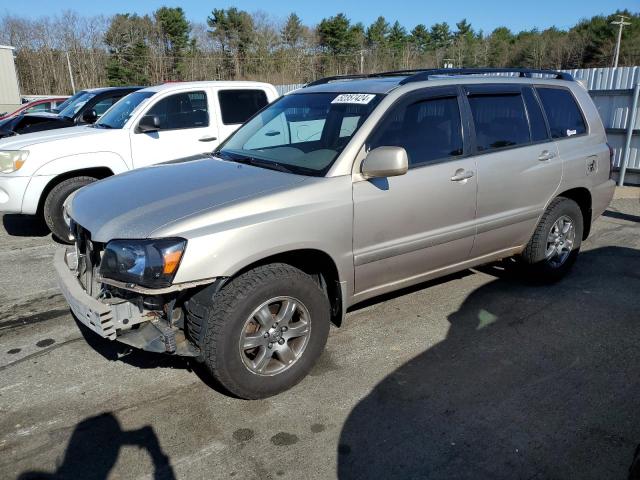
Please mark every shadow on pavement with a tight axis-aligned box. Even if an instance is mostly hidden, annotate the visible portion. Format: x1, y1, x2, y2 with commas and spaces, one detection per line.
2, 214, 50, 237
73, 316, 233, 396
338, 246, 640, 480
17, 412, 175, 480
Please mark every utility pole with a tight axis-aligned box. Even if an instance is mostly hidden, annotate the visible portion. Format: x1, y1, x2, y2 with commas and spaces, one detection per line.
611, 15, 630, 69
359, 49, 364, 74
65, 51, 76, 94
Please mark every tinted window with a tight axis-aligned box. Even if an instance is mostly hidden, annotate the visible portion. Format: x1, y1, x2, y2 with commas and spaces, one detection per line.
522, 87, 548, 142
536, 87, 586, 138
92, 96, 122, 117
368, 96, 463, 167
218, 89, 268, 125
25, 102, 51, 113
468, 93, 530, 151
144, 91, 209, 130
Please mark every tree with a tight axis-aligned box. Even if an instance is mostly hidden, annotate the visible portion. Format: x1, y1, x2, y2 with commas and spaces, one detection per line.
104, 13, 151, 85
154, 7, 190, 77
388, 21, 407, 50
487, 27, 514, 67
366, 16, 389, 49
207, 7, 255, 77
281, 13, 304, 48
430, 22, 451, 49
317, 13, 360, 55
410, 24, 431, 52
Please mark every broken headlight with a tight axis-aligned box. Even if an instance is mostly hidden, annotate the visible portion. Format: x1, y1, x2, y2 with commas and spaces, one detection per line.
100, 238, 187, 288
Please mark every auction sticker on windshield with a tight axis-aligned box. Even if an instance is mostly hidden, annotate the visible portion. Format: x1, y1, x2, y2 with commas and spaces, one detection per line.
331, 93, 376, 104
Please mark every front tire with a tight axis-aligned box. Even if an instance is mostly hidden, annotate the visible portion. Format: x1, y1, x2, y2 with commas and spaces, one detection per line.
519, 197, 584, 282
43, 176, 96, 242
187, 263, 331, 399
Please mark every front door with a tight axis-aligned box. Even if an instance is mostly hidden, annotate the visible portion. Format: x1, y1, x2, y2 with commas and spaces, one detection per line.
130, 89, 219, 168
353, 87, 477, 296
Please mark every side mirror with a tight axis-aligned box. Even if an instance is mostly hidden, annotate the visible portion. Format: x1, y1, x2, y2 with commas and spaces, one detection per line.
361, 146, 408, 179
137, 115, 161, 133
81, 109, 98, 124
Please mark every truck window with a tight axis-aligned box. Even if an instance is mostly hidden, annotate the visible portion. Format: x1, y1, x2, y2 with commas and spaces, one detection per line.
144, 91, 209, 130
536, 87, 587, 139
218, 90, 268, 125
468, 93, 530, 151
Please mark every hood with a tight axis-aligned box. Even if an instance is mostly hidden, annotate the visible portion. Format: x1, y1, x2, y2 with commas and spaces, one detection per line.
0, 125, 111, 150
68, 155, 308, 242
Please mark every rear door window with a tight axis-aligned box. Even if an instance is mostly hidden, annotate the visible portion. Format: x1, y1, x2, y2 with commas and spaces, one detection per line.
467, 93, 530, 152
536, 87, 586, 138
218, 89, 269, 125
522, 87, 549, 142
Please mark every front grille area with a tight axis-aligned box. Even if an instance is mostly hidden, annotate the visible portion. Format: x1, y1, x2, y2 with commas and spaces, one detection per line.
70, 221, 103, 296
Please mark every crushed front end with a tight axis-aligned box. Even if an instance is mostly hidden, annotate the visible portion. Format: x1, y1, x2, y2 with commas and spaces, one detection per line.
54, 222, 204, 357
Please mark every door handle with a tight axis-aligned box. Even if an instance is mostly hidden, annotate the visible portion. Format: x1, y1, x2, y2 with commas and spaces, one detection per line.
265, 130, 281, 137
538, 150, 557, 161
198, 135, 218, 142
450, 169, 475, 182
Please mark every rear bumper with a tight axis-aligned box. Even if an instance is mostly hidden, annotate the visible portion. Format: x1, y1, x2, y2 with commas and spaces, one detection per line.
0, 175, 30, 214
591, 179, 616, 221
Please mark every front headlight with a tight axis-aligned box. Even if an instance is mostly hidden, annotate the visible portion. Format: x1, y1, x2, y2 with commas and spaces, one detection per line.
100, 238, 187, 288
0, 150, 29, 173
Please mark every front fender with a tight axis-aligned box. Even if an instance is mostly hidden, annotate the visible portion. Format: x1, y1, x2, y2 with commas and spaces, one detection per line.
20, 152, 130, 215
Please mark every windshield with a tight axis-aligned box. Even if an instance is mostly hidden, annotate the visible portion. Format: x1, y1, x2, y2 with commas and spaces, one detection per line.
51, 91, 86, 113
58, 91, 96, 118
95, 91, 155, 129
217, 92, 383, 176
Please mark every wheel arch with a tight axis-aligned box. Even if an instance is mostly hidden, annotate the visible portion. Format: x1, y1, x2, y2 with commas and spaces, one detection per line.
35, 167, 114, 215
216, 249, 345, 327
556, 187, 592, 240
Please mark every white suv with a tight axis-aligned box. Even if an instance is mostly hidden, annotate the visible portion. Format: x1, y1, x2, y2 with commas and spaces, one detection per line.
0, 81, 279, 239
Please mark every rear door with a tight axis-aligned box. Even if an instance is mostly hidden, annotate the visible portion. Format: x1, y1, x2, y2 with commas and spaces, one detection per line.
215, 88, 270, 142
130, 88, 219, 168
465, 85, 561, 258
352, 87, 477, 296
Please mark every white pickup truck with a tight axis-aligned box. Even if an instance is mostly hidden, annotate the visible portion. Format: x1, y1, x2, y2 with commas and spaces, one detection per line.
0, 81, 279, 239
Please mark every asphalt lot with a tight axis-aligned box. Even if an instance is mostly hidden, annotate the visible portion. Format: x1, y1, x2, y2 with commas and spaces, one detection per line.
0, 190, 639, 480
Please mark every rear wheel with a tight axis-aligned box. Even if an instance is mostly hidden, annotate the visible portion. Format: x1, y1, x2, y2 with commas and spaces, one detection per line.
519, 197, 584, 282
43, 176, 96, 243
187, 263, 331, 399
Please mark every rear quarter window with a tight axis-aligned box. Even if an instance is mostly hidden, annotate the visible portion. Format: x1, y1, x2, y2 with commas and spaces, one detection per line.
218, 89, 269, 125
536, 87, 587, 139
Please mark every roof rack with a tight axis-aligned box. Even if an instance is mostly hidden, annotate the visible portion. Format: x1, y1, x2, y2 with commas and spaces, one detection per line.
305, 68, 573, 88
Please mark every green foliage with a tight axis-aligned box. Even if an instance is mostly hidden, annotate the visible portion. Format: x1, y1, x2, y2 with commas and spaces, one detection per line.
281, 13, 304, 48
104, 13, 151, 85
317, 13, 362, 55
366, 16, 390, 48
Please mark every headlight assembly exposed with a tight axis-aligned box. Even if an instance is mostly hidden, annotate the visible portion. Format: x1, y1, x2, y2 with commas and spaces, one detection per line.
0, 150, 29, 173
100, 238, 187, 288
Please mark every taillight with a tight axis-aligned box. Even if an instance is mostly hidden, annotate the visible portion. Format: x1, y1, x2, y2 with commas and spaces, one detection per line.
607, 143, 614, 179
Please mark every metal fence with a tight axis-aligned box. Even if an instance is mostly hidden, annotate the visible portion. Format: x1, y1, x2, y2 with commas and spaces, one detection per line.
276, 67, 640, 185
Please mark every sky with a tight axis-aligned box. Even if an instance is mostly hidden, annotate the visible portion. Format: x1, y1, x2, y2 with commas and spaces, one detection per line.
1, 0, 637, 33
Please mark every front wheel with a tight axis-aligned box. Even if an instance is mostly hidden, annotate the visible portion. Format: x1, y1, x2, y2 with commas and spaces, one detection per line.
519, 197, 584, 283
43, 176, 97, 243
187, 263, 331, 399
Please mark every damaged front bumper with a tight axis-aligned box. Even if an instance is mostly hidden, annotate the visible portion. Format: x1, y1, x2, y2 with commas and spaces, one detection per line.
54, 247, 199, 357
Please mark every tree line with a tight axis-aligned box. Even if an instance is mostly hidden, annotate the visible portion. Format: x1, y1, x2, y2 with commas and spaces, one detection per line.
0, 7, 638, 95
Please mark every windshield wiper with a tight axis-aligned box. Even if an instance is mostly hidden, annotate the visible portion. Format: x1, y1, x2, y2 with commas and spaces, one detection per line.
217, 152, 295, 174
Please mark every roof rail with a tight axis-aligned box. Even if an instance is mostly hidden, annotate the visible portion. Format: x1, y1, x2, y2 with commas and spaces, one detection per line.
399, 68, 574, 84
305, 68, 573, 88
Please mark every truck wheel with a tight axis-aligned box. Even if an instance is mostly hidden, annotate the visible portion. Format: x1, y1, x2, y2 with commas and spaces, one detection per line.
43, 176, 96, 243
187, 263, 330, 399
519, 197, 584, 282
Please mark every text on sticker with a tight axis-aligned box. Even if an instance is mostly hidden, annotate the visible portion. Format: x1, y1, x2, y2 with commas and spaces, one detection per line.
331, 94, 376, 105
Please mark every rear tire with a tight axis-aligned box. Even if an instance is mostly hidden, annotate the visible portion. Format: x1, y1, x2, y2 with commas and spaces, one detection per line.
519, 197, 584, 283
186, 263, 331, 399
43, 176, 96, 243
